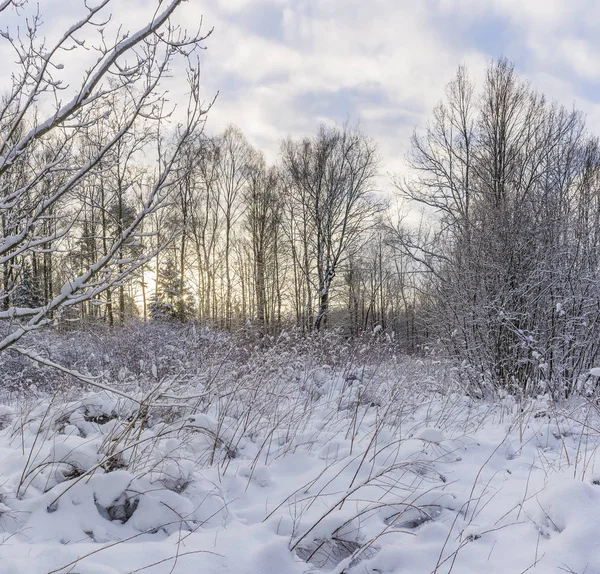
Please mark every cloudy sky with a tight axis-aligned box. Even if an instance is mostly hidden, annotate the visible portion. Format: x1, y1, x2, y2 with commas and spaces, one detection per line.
4, 0, 600, 179
182, 0, 600, 174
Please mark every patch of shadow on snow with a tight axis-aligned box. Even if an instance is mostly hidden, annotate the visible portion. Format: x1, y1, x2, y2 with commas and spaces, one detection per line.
296, 538, 378, 571
384, 504, 443, 529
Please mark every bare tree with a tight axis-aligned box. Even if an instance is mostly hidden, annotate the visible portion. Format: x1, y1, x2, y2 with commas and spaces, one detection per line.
394, 59, 600, 395
213, 126, 253, 330
244, 154, 282, 330
0, 0, 212, 361
282, 124, 380, 330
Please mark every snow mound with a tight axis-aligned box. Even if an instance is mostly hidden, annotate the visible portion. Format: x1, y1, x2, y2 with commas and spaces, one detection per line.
415, 427, 445, 443
2, 363, 600, 573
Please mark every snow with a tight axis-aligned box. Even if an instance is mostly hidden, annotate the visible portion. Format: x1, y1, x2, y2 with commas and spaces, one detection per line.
2, 361, 600, 572
414, 427, 445, 443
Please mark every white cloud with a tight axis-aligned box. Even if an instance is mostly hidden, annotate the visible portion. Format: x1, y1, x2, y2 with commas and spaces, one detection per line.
4, 0, 600, 181
179, 0, 490, 165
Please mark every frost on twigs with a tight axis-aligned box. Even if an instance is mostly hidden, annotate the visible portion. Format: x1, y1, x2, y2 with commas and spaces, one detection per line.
1, 328, 599, 572
0, 0, 213, 383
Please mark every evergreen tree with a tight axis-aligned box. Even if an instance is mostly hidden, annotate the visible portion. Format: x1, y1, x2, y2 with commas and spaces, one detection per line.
149, 257, 195, 321
13, 261, 43, 309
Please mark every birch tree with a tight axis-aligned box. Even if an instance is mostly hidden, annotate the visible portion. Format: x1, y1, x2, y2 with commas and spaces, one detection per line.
282, 124, 379, 330
213, 126, 253, 330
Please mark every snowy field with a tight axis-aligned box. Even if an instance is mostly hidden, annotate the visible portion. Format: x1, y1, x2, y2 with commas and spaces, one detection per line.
1, 328, 600, 574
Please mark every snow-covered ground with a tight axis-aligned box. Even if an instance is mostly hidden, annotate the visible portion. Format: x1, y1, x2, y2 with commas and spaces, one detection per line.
1, 341, 600, 573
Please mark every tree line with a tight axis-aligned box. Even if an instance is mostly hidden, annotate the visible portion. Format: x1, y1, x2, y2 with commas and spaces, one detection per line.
3, 102, 420, 340
144, 123, 396, 336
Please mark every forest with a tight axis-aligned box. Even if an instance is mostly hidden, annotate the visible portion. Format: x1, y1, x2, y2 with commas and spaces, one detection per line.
3, 1, 600, 573
3, 34, 600, 396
